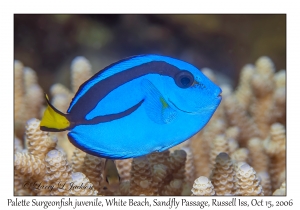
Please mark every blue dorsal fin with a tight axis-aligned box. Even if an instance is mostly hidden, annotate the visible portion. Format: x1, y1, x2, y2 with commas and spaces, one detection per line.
141, 79, 177, 124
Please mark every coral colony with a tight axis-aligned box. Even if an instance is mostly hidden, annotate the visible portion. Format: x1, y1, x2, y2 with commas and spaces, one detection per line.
14, 56, 286, 196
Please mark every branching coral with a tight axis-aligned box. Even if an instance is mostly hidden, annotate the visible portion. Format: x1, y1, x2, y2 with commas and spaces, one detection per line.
26, 84, 43, 120
191, 119, 226, 177
182, 146, 196, 187
115, 158, 133, 181
248, 138, 269, 173
14, 61, 25, 133
234, 64, 255, 111
14, 136, 23, 153
257, 171, 272, 196
273, 181, 286, 195
264, 123, 286, 190
14, 152, 46, 195
119, 181, 130, 195
250, 57, 276, 139
71, 148, 87, 172
151, 164, 168, 195
147, 150, 170, 166
25, 118, 57, 160
191, 176, 215, 196
146, 151, 170, 194
235, 163, 264, 196
15, 119, 56, 196
270, 70, 286, 125
14, 56, 285, 196
14, 61, 44, 139
15, 152, 46, 180
41, 150, 73, 195
70, 56, 93, 93
209, 134, 229, 169
167, 150, 187, 175
224, 126, 240, 156
225, 126, 240, 143
163, 150, 186, 194
81, 154, 104, 193
224, 95, 260, 146
231, 148, 249, 163
66, 172, 98, 196
190, 133, 211, 177
161, 179, 183, 195
129, 156, 154, 195
210, 153, 235, 195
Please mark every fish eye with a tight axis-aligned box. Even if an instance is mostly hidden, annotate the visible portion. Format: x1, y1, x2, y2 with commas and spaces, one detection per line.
175, 70, 194, 88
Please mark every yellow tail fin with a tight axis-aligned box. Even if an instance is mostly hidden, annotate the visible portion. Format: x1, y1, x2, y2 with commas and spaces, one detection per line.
40, 94, 70, 132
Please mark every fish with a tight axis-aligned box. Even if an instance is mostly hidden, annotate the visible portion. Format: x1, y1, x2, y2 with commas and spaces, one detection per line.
40, 54, 222, 159
102, 159, 120, 192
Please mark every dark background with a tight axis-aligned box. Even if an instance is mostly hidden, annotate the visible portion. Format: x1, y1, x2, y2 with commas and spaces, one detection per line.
14, 14, 286, 92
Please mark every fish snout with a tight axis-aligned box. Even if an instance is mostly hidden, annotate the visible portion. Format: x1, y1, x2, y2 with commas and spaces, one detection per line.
215, 88, 222, 100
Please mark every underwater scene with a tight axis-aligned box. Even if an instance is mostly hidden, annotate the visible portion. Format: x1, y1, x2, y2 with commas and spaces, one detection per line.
14, 14, 286, 196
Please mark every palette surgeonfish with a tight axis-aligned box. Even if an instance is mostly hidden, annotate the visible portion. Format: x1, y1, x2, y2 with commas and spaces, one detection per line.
40, 54, 222, 159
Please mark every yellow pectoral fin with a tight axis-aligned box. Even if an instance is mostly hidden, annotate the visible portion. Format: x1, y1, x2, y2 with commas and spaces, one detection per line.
159, 96, 169, 109
40, 94, 70, 131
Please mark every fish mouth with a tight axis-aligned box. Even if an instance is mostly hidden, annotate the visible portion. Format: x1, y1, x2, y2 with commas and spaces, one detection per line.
214, 89, 222, 102
217, 89, 222, 99
168, 99, 193, 113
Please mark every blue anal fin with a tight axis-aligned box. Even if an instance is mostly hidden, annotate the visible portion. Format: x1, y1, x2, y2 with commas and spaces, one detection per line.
141, 79, 177, 124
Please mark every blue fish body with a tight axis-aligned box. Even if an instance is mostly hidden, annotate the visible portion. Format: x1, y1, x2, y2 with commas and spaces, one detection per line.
41, 54, 222, 159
